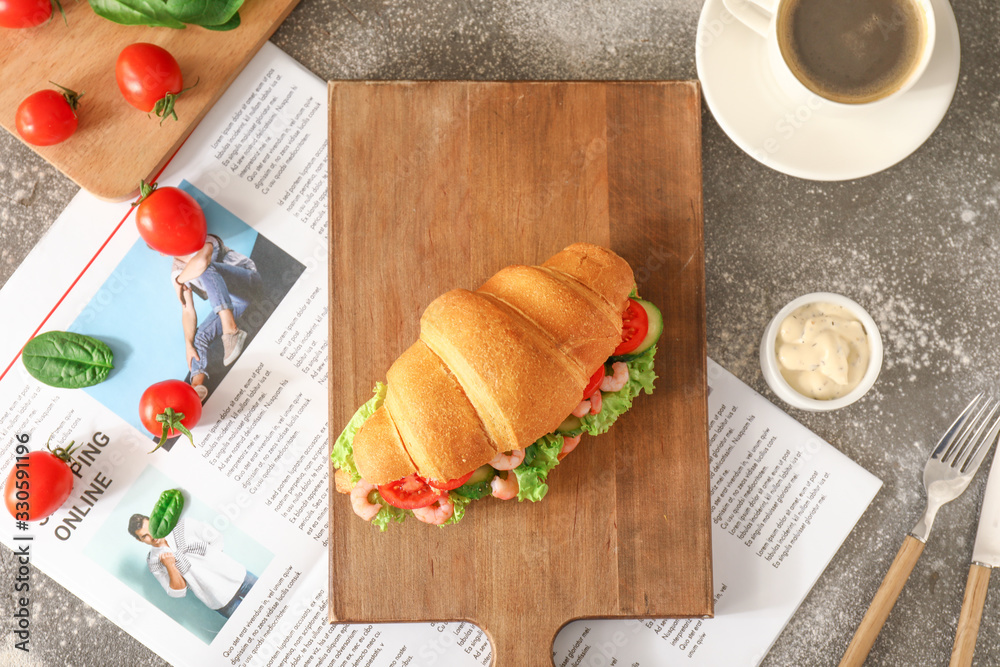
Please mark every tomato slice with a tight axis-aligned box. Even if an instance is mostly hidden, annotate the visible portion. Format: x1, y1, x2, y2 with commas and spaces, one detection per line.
612, 298, 649, 357
427, 469, 475, 491
583, 365, 605, 399
378, 474, 445, 509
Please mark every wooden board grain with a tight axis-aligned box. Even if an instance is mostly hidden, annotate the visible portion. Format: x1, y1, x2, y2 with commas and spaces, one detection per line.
329, 81, 711, 667
0, 0, 300, 201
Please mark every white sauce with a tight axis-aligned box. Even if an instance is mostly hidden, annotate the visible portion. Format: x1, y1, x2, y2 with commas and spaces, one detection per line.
776, 302, 870, 400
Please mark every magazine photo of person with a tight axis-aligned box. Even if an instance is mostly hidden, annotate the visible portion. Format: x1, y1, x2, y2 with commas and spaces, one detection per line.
165, 233, 263, 402
69, 181, 306, 449
128, 513, 258, 619
82, 466, 273, 644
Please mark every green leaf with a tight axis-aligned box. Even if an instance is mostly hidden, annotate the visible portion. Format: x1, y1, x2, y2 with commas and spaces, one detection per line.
443, 492, 473, 525
370, 497, 409, 532
512, 433, 565, 502
88, 0, 186, 28
162, 0, 242, 26
22, 331, 114, 389
149, 489, 184, 539
369, 491, 472, 530
580, 345, 658, 436
88, 0, 244, 29
201, 11, 240, 31
331, 383, 386, 485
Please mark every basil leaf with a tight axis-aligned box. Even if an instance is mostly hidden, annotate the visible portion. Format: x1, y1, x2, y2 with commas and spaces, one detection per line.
88, 0, 244, 29
162, 0, 243, 26
149, 489, 185, 539
89, 0, 186, 28
201, 11, 240, 31
22, 331, 114, 389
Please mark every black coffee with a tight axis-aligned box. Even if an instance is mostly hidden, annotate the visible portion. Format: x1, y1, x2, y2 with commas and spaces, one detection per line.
777, 0, 927, 104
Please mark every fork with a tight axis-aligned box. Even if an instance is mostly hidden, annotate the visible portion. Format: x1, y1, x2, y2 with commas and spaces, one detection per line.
839, 391, 1000, 667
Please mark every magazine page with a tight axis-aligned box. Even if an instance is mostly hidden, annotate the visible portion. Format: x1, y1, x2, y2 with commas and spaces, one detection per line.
550, 358, 882, 666
0, 42, 485, 667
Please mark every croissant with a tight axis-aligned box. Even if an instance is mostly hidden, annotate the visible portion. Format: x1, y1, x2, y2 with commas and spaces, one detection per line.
352, 243, 635, 485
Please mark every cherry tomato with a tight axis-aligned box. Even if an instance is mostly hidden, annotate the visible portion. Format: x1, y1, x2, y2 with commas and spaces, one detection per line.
139, 380, 202, 452
378, 474, 445, 509
4, 440, 77, 522
0, 0, 52, 28
15, 85, 81, 146
612, 298, 650, 357
426, 469, 475, 491
134, 182, 207, 256
583, 365, 605, 399
116, 43, 187, 121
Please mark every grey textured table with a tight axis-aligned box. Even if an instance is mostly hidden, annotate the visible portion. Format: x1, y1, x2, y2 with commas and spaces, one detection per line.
2, 1, 1000, 665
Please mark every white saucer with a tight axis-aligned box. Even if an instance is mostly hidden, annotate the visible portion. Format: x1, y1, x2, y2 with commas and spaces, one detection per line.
695, 0, 961, 181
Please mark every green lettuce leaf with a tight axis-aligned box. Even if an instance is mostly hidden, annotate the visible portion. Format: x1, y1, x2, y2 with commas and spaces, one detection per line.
368, 492, 470, 531
580, 346, 657, 436
444, 493, 474, 525
513, 433, 565, 502
370, 496, 409, 532
331, 383, 386, 485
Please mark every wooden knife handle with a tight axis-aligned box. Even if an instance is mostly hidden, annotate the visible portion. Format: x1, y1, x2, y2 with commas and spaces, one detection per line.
839, 535, 926, 667
949, 563, 993, 667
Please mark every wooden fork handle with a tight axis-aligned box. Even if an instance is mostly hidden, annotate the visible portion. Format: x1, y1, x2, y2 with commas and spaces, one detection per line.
839, 535, 926, 667
949, 564, 992, 667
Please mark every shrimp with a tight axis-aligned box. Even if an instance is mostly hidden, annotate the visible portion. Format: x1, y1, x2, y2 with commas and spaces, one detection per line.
491, 471, 519, 500
334, 468, 353, 494
589, 390, 603, 415
572, 399, 592, 418
600, 361, 630, 393
350, 480, 381, 521
558, 434, 582, 460
412, 496, 455, 525
490, 448, 525, 470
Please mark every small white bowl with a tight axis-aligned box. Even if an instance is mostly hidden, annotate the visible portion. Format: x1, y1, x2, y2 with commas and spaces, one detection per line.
759, 292, 883, 412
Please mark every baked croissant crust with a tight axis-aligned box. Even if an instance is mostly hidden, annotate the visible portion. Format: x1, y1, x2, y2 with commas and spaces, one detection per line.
353, 243, 635, 484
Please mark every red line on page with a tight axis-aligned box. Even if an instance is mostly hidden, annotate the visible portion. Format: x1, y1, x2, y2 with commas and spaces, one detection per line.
0, 153, 183, 384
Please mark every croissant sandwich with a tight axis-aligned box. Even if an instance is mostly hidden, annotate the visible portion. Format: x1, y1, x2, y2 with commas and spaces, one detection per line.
332, 243, 663, 529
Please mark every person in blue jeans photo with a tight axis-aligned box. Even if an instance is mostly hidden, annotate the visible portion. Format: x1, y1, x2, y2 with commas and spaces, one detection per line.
169, 234, 262, 402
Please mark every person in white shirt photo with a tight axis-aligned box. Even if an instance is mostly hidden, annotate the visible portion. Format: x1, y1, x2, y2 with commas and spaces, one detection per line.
128, 513, 258, 618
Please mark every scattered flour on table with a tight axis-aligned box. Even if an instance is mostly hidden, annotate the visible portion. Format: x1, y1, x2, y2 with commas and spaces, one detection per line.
705, 181, 1000, 666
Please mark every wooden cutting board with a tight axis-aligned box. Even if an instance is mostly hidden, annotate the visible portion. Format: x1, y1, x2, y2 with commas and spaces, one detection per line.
0, 0, 300, 201
329, 81, 712, 667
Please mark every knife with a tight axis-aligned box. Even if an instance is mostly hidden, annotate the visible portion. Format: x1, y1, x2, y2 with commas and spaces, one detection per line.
950, 448, 1000, 667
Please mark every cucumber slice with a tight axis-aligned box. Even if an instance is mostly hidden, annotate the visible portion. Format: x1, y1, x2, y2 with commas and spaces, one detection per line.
466, 464, 495, 485
453, 465, 496, 499
610, 299, 663, 362
555, 415, 583, 436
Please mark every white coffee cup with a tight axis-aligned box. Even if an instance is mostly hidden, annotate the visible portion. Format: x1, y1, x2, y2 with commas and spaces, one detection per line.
722, 0, 936, 108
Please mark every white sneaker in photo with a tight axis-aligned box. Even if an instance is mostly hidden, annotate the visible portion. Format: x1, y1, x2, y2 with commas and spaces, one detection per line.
222, 329, 248, 366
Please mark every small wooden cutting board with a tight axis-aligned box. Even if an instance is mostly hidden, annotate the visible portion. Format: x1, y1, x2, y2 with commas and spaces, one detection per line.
329, 80, 712, 667
0, 0, 300, 201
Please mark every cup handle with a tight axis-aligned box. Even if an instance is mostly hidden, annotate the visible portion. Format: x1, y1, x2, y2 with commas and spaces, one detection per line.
722, 0, 778, 37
